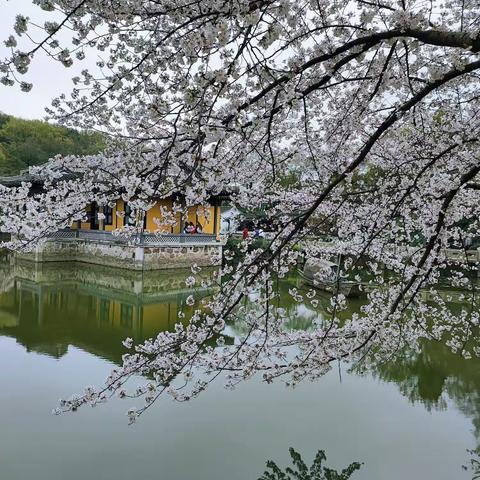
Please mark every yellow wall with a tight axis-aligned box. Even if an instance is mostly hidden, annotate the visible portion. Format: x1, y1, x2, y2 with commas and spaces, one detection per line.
215, 205, 221, 236
142, 302, 179, 335
104, 201, 119, 232
71, 203, 92, 230
186, 205, 219, 234
114, 199, 126, 229
145, 198, 174, 233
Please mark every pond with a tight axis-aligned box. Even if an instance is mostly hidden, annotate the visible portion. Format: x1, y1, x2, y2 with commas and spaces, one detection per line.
0, 258, 478, 480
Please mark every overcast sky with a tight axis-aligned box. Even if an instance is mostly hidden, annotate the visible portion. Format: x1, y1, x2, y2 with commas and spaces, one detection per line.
0, 1, 94, 121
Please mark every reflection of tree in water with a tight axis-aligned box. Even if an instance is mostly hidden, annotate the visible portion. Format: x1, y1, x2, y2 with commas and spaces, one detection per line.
7, 261, 473, 448
367, 343, 448, 411
233, 289, 322, 335
233, 274, 365, 335
231, 274, 480, 448
239, 275, 325, 330
362, 339, 480, 443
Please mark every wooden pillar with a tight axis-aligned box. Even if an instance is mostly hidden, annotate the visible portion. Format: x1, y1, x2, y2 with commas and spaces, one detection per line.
179, 195, 186, 233
99, 205, 105, 231
213, 202, 219, 236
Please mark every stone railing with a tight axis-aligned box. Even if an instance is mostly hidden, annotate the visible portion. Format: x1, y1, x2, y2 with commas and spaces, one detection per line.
47, 229, 219, 246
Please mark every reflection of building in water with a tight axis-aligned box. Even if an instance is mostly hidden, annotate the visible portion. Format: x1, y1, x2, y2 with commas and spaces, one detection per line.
0, 260, 218, 363
0, 254, 15, 295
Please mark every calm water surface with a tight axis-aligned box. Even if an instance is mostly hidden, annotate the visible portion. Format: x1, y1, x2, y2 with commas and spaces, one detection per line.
0, 258, 478, 480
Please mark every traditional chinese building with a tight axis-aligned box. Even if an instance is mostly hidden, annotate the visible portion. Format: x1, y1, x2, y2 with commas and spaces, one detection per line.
1, 173, 227, 270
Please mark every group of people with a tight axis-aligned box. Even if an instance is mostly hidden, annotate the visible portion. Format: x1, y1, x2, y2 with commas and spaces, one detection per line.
183, 222, 203, 234
242, 226, 264, 239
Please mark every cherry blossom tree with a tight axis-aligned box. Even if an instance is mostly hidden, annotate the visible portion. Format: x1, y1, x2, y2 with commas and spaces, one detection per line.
1, 0, 480, 420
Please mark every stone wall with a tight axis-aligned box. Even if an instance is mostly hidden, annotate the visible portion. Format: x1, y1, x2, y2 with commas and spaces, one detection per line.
10, 258, 218, 301
15, 239, 222, 271
142, 245, 221, 269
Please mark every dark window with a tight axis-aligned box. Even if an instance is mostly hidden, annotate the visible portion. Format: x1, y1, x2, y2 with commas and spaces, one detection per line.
124, 203, 147, 228
104, 206, 113, 226
88, 202, 99, 230
124, 203, 135, 226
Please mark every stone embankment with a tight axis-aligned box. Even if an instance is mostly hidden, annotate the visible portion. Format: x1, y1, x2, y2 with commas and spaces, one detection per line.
15, 231, 223, 270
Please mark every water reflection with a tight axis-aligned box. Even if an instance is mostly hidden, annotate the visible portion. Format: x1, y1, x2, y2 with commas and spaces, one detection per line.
1, 259, 479, 427
236, 273, 480, 452
0, 259, 218, 362
364, 340, 480, 445
0, 258, 478, 479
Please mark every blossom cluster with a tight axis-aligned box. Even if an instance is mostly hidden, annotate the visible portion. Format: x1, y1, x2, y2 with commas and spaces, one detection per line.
0, 0, 479, 419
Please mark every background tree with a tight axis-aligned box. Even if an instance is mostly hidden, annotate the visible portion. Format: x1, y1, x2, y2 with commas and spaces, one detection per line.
0, 114, 105, 175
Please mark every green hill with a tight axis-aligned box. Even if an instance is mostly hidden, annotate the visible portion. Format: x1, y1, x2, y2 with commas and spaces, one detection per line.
0, 113, 105, 175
